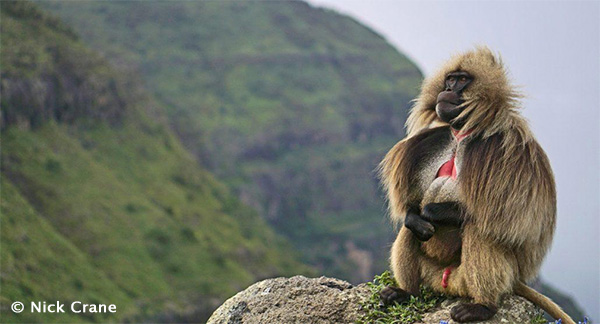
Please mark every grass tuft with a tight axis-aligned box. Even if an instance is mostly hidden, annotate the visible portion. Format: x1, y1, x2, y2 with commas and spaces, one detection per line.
358, 271, 445, 324
531, 313, 549, 324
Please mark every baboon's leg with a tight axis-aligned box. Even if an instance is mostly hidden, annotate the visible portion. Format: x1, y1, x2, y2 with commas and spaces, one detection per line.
461, 225, 516, 305
380, 226, 422, 305
391, 226, 423, 294
427, 225, 517, 322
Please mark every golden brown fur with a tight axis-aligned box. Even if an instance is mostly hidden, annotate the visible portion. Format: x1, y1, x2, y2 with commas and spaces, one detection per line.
406, 46, 524, 140
379, 47, 573, 323
420, 224, 462, 264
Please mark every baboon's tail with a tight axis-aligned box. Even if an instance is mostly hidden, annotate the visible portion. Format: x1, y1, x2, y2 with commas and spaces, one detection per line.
514, 281, 576, 324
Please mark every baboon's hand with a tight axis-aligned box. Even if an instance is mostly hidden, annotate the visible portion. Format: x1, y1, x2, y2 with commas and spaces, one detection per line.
405, 211, 434, 241
379, 286, 411, 307
421, 202, 464, 227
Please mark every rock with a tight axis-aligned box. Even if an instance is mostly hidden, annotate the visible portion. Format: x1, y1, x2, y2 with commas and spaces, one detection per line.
207, 276, 368, 324
421, 296, 542, 324
207, 276, 542, 324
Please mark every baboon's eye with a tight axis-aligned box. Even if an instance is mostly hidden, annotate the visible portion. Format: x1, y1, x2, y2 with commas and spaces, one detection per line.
459, 76, 467, 82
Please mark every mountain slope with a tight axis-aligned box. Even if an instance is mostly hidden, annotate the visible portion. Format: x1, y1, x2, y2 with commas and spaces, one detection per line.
42, 0, 423, 282
0, 2, 308, 322
1, 177, 132, 323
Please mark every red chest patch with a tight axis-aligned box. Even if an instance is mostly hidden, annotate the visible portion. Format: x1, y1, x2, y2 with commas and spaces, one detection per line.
436, 156, 457, 179
436, 129, 472, 180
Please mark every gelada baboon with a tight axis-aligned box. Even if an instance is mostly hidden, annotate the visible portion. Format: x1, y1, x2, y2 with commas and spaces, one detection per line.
378, 47, 575, 323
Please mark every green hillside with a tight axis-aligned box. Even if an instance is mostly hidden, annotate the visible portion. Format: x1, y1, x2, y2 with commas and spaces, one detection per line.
42, 1, 423, 282
0, 2, 307, 322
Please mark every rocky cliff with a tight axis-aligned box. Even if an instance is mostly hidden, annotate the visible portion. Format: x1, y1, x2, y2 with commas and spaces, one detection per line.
208, 276, 543, 324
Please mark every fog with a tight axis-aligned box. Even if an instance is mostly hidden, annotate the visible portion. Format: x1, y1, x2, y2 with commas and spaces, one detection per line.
307, 0, 600, 319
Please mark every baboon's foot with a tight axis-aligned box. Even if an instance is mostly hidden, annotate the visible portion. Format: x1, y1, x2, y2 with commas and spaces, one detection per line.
379, 286, 411, 306
450, 303, 497, 322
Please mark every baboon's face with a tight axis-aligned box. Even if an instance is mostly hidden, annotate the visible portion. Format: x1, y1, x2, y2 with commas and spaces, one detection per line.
436, 71, 473, 129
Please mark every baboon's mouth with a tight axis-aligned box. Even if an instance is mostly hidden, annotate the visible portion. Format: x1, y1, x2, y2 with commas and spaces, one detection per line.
437, 91, 462, 106
438, 99, 460, 105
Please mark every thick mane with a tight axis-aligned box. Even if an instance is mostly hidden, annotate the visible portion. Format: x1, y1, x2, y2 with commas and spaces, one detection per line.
378, 126, 452, 225
382, 46, 565, 323
406, 46, 526, 145
461, 132, 556, 248
385, 46, 556, 250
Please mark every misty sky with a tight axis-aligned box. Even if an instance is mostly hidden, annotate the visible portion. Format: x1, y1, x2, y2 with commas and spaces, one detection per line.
306, 0, 600, 318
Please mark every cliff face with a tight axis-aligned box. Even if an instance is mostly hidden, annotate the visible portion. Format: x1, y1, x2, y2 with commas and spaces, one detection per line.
42, 1, 423, 283
1, 2, 308, 322
207, 276, 543, 324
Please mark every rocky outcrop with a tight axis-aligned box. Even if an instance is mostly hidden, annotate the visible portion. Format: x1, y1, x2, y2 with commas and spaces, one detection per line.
421, 297, 542, 324
208, 276, 368, 324
208, 276, 542, 324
